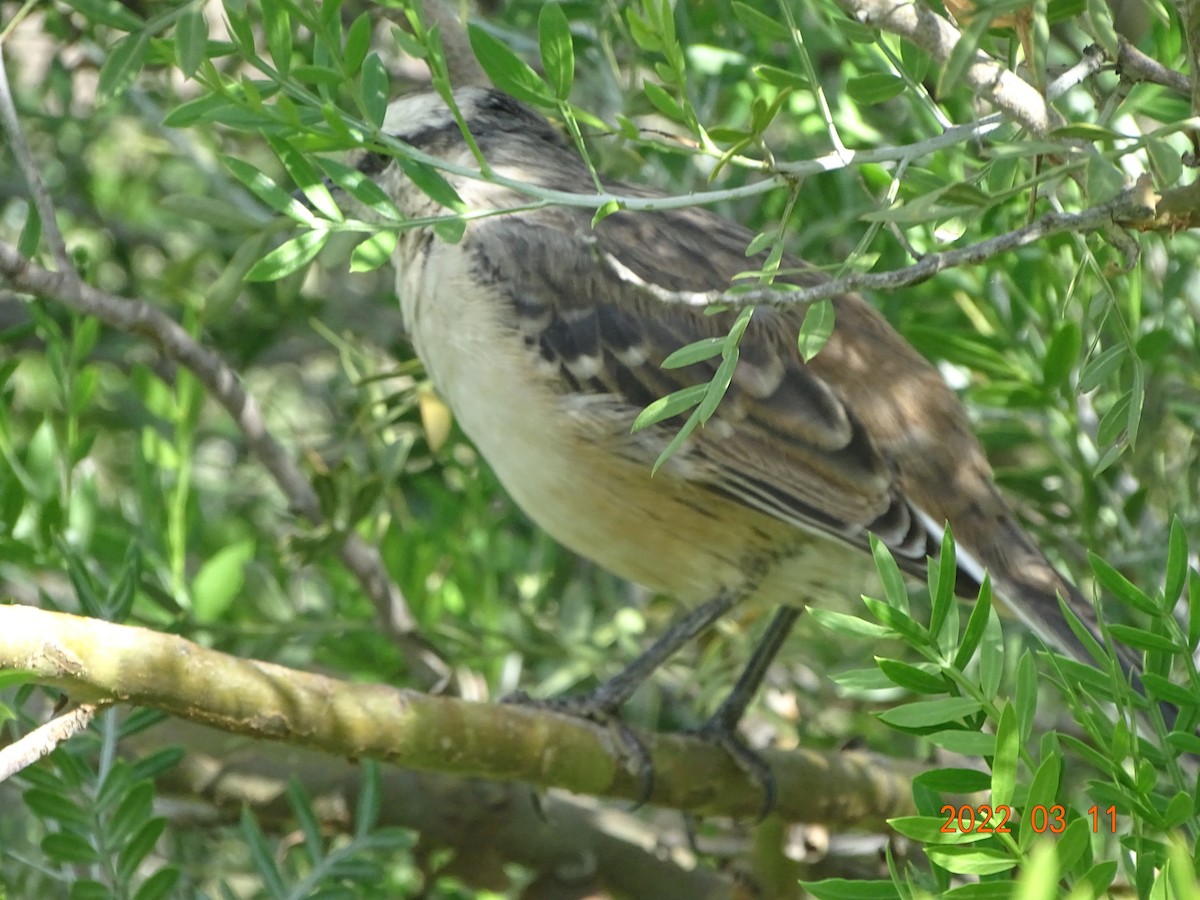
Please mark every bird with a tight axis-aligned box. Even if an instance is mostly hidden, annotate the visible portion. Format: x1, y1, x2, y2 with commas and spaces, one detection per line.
359, 85, 1150, 795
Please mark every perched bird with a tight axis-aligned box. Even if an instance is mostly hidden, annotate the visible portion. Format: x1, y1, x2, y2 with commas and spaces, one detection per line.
363, 86, 1145, 778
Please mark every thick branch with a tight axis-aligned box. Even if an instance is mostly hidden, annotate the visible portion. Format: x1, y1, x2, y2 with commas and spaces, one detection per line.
839, 0, 1061, 135
0, 240, 447, 688
0, 605, 918, 825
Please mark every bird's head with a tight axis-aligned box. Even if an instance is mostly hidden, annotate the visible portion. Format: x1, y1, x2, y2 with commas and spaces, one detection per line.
355, 87, 577, 220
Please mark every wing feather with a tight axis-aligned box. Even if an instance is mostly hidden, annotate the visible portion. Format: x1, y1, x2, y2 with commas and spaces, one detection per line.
467, 208, 953, 581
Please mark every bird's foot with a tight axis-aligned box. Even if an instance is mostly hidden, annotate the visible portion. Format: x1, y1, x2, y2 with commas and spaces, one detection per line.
502, 690, 656, 807
688, 715, 777, 822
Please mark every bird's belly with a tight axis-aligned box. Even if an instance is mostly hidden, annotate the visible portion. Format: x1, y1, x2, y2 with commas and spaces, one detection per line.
400, 254, 869, 608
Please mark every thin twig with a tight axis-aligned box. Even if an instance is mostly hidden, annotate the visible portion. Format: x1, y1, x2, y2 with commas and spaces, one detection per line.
605, 187, 1154, 310
0, 240, 448, 689
0, 43, 74, 274
0, 705, 97, 782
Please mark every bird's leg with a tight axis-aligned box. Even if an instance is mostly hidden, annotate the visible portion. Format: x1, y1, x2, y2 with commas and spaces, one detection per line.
693, 605, 804, 820
587, 589, 743, 712
505, 588, 741, 804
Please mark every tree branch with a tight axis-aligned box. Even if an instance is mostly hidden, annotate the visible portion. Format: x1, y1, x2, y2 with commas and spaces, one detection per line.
1116, 35, 1192, 95
838, 0, 1061, 135
0, 704, 96, 781
612, 185, 1159, 311
0, 605, 919, 825
0, 239, 448, 689
0, 43, 74, 274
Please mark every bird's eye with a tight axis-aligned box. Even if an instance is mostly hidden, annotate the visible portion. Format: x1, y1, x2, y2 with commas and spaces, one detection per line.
357, 152, 392, 176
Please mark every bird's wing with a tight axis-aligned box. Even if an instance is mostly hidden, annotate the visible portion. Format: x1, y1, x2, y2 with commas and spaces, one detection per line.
464, 192, 1157, 710
466, 202, 965, 586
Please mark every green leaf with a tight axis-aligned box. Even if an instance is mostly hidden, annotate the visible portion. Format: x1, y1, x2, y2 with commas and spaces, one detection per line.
1085, 155, 1126, 202
262, 0, 293, 74
1014, 649, 1038, 743
286, 779, 324, 862
927, 528, 957, 642
870, 536, 908, 612
1185, 573, 1200, 656
889, 815, 992, 844
926, 730, 996, 756
1107, 624, 1183, 653
223, 156, 317, 224
539, 4, 575, 100
592, 199, 622, 227
990, 702, 1019, 808
129, 746, 186, 782
861, 597, 926, 643
1054, 816, 1092, 877
97, 31, 149, 108
361, 52, 390, 129
248, 228, 331, 281
344, 13, 373, 75
875, 658, 946, 694
1164, 516, 1188, 607
693, 351, 738, 423
642, 81, 684, 122
468, 25, 554, 106
926, 845, 1018, 876
731, 2, 792, 40
977, 604, 1004, 698
23, 789, 89, 827
797, 298, 835, 361
1163, 791, 1194, 828
355, 760, 382, 837
132, 868, 181, 900
1078, 343, 1125, 392
350, 230, 398, 273
1041, 321, 1080, 389
174, 7, 209, 78
876, 697, 983, 729
661, 337, 725, 369
42, 831, 99, 865
1140, 672, 1195, 707
95, 760, 134, 813
266, 137, 341, 222
241, 808, 287, 897
846, 73, 906, 105
191, 539, 256, 622
395, 157, 464, 212
797, 880, 901, 900
117, 818, 166, 882
754, 64, 809, 89
809, 608, 896, 639
18, 201, 41, 258
61, 0, 144, 30
1019, 755, 1061, 849
631, 383, 706, 432
913, 767, 992, 793
315, 157, 403, 222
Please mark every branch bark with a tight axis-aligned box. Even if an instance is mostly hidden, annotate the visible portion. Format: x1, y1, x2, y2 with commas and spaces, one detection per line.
0, 604, 919, 825
838, 0, 1061, 135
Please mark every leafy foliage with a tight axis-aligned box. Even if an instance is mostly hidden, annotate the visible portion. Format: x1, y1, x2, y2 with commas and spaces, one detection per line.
1, 0, 1198, 895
